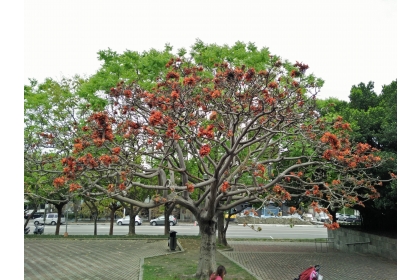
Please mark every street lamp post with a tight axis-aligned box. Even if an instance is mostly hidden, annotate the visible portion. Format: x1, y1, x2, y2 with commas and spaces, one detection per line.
64, 203, 69, 237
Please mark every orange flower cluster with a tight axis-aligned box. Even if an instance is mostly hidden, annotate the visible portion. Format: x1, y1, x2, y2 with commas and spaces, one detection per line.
156, 142, 163, 150
77, 153, 99, 169
183, 77, 196, 86
272, 184, 291, 200
73, 143, 84, 154
254, 164, 265, 178
199, 144, 211, 157
243, 208, 259, 217
211, 89, 221, 99
112, 147, 121, 154
39, 132, 55, 139
166, 71, 180, 80
356, 143, 372, 154
188, 120, 197, 127
268, 81, 278, 89
170, 91, 180, 99
69, 183, 81, 192
149, 110, 163, 126
209, 111, 217, 120
293, 61, 309, 73
99, 155, 113, 166
119, 183, 126, 190
244, 68, 255, 81
186, 183, 195, 193
123, 89, 132, 98
108, 184, 115, 192
61, 157, 79, 179
324, 222, 340, 230
89, 112, 114, 146
53, 176, 67, 187
288, 207, 296, 214
312, 185, 320, 196
197, 125, 214, 139
331, 180, 341, 185
220, 181, 230, 192
320, 132, 340, 149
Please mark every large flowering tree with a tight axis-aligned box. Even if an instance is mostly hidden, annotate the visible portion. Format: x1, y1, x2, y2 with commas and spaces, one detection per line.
47, 48, 393, 278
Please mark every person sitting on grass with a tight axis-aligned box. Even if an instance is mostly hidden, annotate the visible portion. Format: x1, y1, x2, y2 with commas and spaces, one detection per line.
209, 265, 227, 280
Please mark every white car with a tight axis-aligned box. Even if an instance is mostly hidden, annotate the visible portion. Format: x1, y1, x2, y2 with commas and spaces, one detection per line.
33, 213, 66, 225
303, 213, 314, 221
117, 215, 142, 226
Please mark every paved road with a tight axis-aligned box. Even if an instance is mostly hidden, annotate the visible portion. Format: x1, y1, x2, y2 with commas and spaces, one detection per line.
29, 223, 328, 239
24, 238, 397, 280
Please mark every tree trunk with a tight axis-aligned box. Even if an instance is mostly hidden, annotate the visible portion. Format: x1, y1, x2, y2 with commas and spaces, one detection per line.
164, 203, 176, 235
54, 202, 66, 235
128, 213, 136, 236
93, 213, 98, 236
108, 202, 121, 236
217, 212, 228, 246
194, 219, 217, 279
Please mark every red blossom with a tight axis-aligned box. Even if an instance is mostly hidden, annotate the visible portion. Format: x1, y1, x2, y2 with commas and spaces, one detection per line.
166, 71, 180, 80
123, 89, 132, 98
220, 181, 230, 192
209, 111, 217, 120
171, 91, 180, 99
149, 110, 163, 126
156, 142, 163, 150
69, 183, 82, 192
183, 77, 196, 86
199, 144, 211, 157
53, 177, 66, 187
186, 183, 195, 193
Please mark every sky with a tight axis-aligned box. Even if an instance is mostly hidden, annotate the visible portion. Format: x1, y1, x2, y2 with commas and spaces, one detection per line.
24, 0, 397, 102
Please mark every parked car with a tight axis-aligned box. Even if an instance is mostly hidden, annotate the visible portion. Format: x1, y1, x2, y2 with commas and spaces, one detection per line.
33, 213, 65, 225
337, 214, 350, 222
315, 213, 330, 222
116, 215, 142, 226
345, 215, 361, 223
303, 213, 314, 221
25, 211, 44, 220
150, 215, 177, 226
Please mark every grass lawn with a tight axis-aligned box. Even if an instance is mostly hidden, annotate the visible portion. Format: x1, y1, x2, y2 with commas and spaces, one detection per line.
142, 236, 257, 280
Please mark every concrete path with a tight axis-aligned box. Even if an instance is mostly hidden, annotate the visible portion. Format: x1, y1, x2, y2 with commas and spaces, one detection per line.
24, 239, 397, 280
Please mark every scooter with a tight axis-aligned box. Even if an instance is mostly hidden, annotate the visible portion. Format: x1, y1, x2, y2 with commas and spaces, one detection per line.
294, 264, 323, 280
24, 226, 30, 234
33, 224, 44, 235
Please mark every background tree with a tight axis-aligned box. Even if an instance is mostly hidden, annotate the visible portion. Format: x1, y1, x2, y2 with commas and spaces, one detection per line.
317, 80, 397, 231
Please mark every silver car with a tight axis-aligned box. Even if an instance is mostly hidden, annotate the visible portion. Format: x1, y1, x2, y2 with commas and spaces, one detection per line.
149, 215, 177, 226
33, 213, 66, 225
116, 215, 142, 226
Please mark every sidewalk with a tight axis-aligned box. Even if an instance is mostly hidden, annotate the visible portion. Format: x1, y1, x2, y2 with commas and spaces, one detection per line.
24, 238, 397, 280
